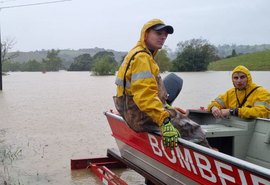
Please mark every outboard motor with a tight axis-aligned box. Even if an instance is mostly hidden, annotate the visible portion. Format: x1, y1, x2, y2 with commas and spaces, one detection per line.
163, 73, 183, 105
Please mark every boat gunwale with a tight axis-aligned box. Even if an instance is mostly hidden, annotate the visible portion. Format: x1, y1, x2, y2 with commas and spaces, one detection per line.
104, 111, 270, 180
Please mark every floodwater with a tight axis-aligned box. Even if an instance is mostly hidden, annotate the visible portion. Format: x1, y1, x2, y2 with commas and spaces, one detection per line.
0, 71, 269, 185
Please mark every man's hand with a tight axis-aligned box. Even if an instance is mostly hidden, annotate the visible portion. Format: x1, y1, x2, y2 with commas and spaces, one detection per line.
211, 106, 223, 118
161, 121, 180, 148
211, 106, 230, 118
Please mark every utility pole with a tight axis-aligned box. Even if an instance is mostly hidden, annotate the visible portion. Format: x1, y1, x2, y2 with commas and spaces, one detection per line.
0, 0, 71, 91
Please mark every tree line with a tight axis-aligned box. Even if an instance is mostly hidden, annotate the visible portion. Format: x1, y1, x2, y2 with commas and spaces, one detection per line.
2, 38, 240, 75
68, 51, 118, 75
3, 49, 62, 72
3, 49, 119, 75
68, 38, 220, 73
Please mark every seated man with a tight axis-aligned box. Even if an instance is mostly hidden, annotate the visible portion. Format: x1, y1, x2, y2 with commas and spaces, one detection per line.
208, 65, 270, 119
114, 18, 210, 148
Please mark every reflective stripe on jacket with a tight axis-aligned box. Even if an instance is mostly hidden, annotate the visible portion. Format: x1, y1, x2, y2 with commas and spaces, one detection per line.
115, 19, 170, 126
208, 65, 270, 119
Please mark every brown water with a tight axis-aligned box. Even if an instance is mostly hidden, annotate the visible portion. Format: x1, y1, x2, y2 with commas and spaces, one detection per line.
0, 71, 269, 185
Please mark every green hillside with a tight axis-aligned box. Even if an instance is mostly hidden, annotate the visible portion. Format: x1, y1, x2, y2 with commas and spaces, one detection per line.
208, 50, 270, 71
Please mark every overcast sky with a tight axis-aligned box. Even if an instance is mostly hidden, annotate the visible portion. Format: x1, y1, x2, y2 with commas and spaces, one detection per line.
1, 0, 270, 52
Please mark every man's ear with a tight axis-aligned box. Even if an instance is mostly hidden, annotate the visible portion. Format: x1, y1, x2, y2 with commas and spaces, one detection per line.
144, 30, 149, 41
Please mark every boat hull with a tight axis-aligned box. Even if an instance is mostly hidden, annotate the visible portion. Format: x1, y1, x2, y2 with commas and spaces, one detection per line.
105, 111, 270, 185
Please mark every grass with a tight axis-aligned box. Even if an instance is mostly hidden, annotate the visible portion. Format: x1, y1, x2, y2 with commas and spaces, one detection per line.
0, 128, 23, 185
208, 49, 270, 71
0, 146, 24, 185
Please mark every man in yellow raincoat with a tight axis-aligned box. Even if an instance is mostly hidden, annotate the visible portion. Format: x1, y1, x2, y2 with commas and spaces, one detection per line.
208, 65, 270, 119
114, 19, 180, 148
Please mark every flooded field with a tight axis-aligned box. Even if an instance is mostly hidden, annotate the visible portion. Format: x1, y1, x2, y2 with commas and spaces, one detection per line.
1, 71, 269, 185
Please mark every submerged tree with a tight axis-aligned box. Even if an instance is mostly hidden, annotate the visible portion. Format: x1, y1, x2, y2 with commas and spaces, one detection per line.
22, 59, 42, 71
42, 49, 63, 71
92, 51, 118, 75
68, 53, 93, 71
172, 39, 219, 71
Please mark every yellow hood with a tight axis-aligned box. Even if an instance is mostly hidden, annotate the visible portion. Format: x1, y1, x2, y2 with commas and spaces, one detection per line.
232, 65, 253, 88
134, 19, 166, 56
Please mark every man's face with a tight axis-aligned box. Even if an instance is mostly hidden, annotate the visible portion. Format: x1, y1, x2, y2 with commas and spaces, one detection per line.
232, 72, 247, 90
145, 29, 168, 51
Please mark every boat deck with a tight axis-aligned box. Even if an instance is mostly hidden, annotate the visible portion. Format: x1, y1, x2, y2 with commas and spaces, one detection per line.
189, 110, 270, 169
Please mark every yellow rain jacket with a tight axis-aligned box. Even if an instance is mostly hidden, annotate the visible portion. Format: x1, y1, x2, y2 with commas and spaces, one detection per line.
208, 65, 270, 119
114, 19, 170, 130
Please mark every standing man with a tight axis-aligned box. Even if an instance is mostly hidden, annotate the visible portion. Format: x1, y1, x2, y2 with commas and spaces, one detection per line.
113, 19, 180, 148
208, 65, 270, 119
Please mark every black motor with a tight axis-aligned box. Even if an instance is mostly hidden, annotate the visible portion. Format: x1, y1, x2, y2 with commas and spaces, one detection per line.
163, 73, 183, 105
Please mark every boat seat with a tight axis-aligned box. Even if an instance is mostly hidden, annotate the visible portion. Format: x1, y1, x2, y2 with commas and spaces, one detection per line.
201, 124, 247, 138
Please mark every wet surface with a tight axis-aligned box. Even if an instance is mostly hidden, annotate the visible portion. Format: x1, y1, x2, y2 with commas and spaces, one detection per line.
0, 71, 269, 185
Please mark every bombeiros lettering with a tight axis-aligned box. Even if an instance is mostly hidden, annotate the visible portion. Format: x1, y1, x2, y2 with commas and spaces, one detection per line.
148, 134, 269, 185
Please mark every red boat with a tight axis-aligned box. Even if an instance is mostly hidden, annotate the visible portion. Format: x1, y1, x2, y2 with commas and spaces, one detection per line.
104, 109, 270, 185
71, 73, 270, 184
